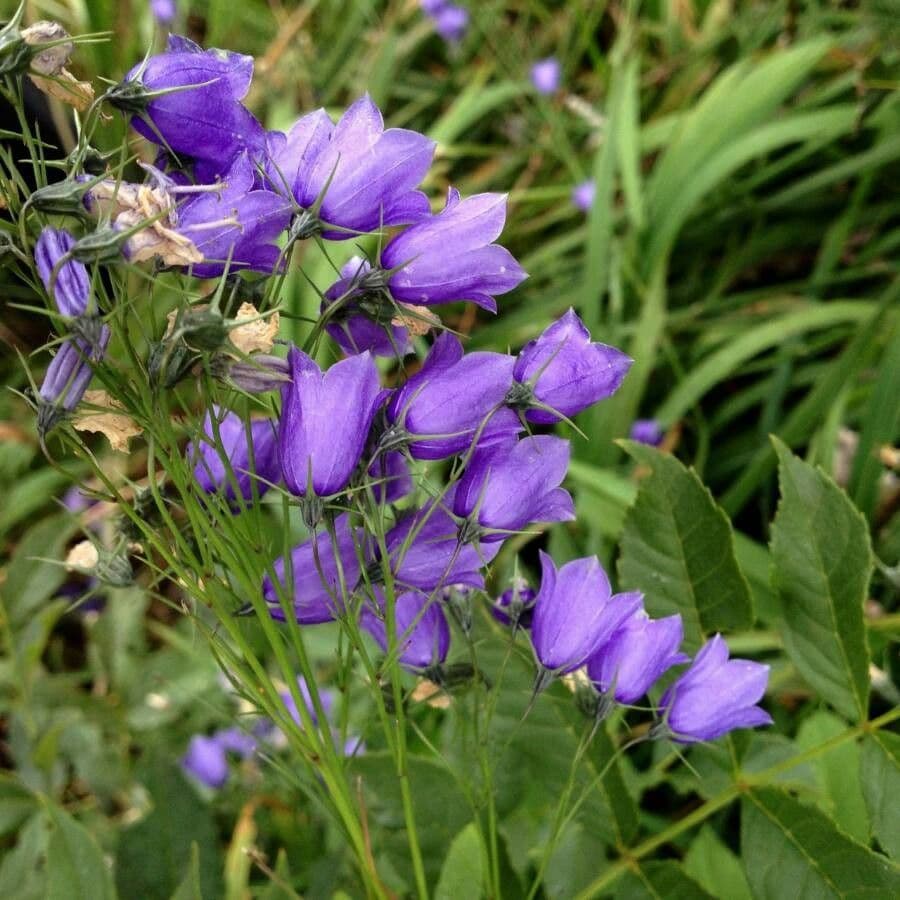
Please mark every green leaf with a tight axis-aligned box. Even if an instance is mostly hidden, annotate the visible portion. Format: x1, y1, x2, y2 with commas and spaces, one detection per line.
683, 826, 753, 900
170, 844, 203, 900
796, 710, 869, 842
0, 812, 49, 900
434, 823, 483, 900
618, 442, 754, 650
860, 732, 900, 860
616, 861, 715, 899
741, 787, 900, 899
770, 438, 871, 721
45, 803, 117, 900
0, 773, 36, 837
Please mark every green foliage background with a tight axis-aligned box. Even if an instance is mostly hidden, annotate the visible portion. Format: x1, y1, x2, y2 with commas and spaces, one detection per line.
0, 0, 898, 897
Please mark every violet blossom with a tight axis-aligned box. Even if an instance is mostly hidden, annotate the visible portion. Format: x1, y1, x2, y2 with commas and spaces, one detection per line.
492, 579, 536, 629
530, 57, 562, 95
629, 418, 664, 446
34, 227, 90, 318
571, 180, 595, 212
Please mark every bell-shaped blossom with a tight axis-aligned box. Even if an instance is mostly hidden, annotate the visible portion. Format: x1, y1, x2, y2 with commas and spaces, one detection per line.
491, 580, 536, 629
34, 227, 90, 317
121, 35, 266, 177
380, 189, 526, 312
360, 588, 450, 670
511, 308, 631, 424
586, 610, 688, 704
386, 333, 521, 460
378, 487, 500, 592
433, 4, 469, 42
182, 734, 228, 788
323, 257, 412, 358
453, 435, 574, 540
629, 418, 663, 446
279, 347, 384, 498
572, 180, 595, 212
268, 95, 435, 238
659, 635, 772, 743
175, 154, 292, 277
531, 551, 642, 674
190, 407, 279, 501
263, 515, 363, 624
214, 726, 256, 758
368, 450, 414, 504
531, 57, 562, 95
151, 0, 177, 26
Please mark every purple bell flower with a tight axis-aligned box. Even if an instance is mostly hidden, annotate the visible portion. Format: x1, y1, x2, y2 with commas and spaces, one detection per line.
586, 610, 689, 705
386, 332, 521, 460
323, 257, 412, 358
121, 35, 266, 177
433, 4, 469, 42
34, 227, 90, 318
453, 435, 574, 541
214, 726, 256, 758
658, 634, 772, 743
190, 407, 280, 502
279, 346, 384, 498
268, 95, 435, 238
571, 180, 595, 212
530, 57, 562, 95
379, 487, 500, 592
381, 188, 527, 313
368, 450, 414, 504
492, 579, 536, 629
531, 551, 642, 674
361, 588, 451, 671
511, 308, 631, 424
263, 515, 363, 624
150, 0, 177, 26
629, 418, 664, 446
182, 734, 228, 788
281, 677, 335, 728
175, 153, 292, 277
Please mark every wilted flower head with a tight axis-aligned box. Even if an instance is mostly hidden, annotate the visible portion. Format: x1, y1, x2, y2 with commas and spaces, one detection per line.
34, 227, 90, 318
531, 551, 642, 674
587, 610, 688, 705
386, 333, 521, 460
571, 180, 595, 212
268, 95, 434, 238
190, 407, 280, 502
279, 346, 384, 498
263, 515, 363, 624
453, 435, 574, 541
361, 588, 451, 671
629, 418, 664, 447
530, 57, 562, 95
511, 309, 631, 424
118, 35, 265, 178
658, 634, 772, 743
381, 189, 527, 312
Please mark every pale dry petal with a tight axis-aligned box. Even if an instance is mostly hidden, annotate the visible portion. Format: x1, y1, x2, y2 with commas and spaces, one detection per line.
66, 540, 99, 572
72, 390, 142, 452
29, 70, 94, 111
22, 21, 73, 76
391, 303, 440, 336
231, 302, 279, 353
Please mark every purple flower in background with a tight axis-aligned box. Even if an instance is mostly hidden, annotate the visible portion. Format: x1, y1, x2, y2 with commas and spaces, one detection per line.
531, 551, 642, 674
420, 0, 448, 13
658, 634, 772, 743
629, 418, 664, 446
587, 610, 688, 704
433, 4, 469, 42
175, 154, 291, 277
368, 450, 414, 504
381, 189, 527, 313
279, 346, 383, 498
263, 515, 362, 623
119, 35, 266, 177
530, 57, 562, 95
386, 333, 521, 460
453, 435, 574, 540
492, 579, 536, 629
150, 0, 177, 26
190, 407, 280, 502
511, 309, 631, 424
182, 734, 228, 788
571, 180, 595, 212
281, 677, 335, 728
361, 588, 451, 670
323, 257, 412, 358
215, 726, 257, 758
34, 228, 90, 318
268, 95, 434, 238
379, 488, 500, 592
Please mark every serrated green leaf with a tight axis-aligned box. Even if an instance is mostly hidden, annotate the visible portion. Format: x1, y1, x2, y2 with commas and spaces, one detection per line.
860, 732, 900, 860
741, 787, 900, 899
616, 861, 715, 899
618, 442, 754, 650
683, 826, 753, 900
770, 438, 871, 721
45, 803, 117, 900
434, 823, 483, 900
